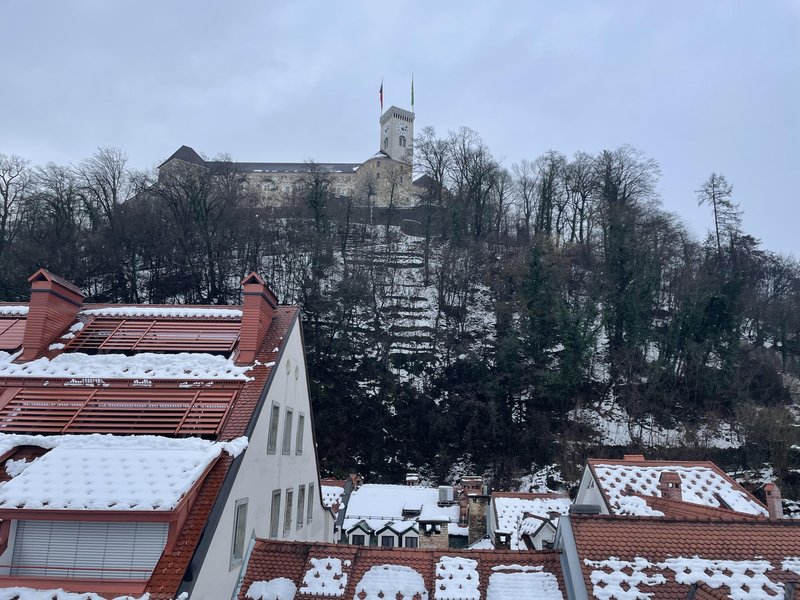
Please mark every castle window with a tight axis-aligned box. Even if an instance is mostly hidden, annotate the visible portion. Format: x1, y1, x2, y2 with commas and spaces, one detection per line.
376, 172, 381, 179
383, 137, 388, 149
399, 136, 407, 148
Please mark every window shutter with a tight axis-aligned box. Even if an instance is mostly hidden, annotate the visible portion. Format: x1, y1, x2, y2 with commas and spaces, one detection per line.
12, 520, 168, 580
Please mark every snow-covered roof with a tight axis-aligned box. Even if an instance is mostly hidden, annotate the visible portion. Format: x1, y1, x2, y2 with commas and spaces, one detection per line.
589, 461, 767, 516
492, 493, 571, 550
82, 306, 242, 319
322, 484, 345, 511
0, 350, 254, 380
237, 539, 568, 600
0, 433, 247, 511
0, 589, 148, 600
342, 484, 460, 535
0, 305, 28, 317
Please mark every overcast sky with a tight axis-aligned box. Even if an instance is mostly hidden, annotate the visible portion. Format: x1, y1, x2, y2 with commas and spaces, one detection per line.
3, 1, 798, 255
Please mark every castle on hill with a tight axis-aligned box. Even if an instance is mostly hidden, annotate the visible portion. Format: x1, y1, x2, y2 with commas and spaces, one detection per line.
158, 105, 418, 208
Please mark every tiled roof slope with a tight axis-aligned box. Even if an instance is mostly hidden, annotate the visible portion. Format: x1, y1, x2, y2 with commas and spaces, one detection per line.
238, 539, 567, 600
146, 306, 300, 599
587, 458, 767, 517
571, 515, 800, 599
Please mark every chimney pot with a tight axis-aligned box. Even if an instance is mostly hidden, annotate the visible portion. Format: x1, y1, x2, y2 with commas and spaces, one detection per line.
20, 269, 84, 361
237, 272, 277, 365
765, 483, 783, 519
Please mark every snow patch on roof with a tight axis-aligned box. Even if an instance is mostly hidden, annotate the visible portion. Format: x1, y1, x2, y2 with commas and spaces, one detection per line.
0, 306, 28, 316
0, 589, 149, 600
616, 495, 664, 517
486, 566, 564, 600
585, 557, 666, 600
353, 565, 428, 600
82, 306, 242, 319
0, 350, 254, 380
434, 556, 479, 599
663, 556, 782, 599
321, 485, 345, 511
246, 577, 297, 600
343, 484, 460, 534
593, 463, 766, 516
783, 557, 800, 576
0, 433, 246, 511
299, 557, 348, 596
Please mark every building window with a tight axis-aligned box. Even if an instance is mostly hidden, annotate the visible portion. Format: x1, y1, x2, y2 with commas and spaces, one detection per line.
399, 135, 407, 148
297, 485, 306, 529
376, 172, 381, 179
282, 408, 293, 455
231, 499, 248, 566
383, 137, 388, 149
404, 537, 418, 548
284, 489, 294, 536
267, 403, 280, 454
269, 490, 281, 538
380, 536, 394, 548
352, 534, 366, 545
296, 414, 305, 455
307, 483, 315, 524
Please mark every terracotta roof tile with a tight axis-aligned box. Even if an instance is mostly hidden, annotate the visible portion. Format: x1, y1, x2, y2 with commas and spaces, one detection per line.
238, 540, 567, 599
571, 515, 800, 599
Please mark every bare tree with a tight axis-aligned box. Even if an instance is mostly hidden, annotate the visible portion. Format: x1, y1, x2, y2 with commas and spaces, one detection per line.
511, 159, 538, 241
0, 154, 32, 259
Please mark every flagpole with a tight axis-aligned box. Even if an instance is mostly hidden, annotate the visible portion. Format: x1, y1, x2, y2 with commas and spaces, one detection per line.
411, 74, 414, 113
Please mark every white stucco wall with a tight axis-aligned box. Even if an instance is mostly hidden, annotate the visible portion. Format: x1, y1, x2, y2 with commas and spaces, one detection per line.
573, 467, 609, 513
190, 318, 334, 599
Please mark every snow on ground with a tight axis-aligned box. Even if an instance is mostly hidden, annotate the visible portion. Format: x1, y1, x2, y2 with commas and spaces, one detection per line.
517, 464, 564, 493
570, 395, 742, 449
0, 350, 255, 380
0, 433, 247, 511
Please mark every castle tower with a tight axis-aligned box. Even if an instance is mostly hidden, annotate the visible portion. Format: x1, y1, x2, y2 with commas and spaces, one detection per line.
379, 106, 414, 164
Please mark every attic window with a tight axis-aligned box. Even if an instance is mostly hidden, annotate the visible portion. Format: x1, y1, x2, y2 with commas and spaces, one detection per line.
65, 318, 240, 354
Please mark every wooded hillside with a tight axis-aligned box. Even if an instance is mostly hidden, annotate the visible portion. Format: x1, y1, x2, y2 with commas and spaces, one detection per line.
1, 133, 798, 494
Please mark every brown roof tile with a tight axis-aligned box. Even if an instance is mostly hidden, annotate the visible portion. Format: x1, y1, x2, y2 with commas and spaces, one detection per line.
571, 515, 800, 599
237, 540, 567, 600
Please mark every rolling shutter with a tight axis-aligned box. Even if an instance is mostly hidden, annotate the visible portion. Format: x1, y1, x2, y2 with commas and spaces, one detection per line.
11, 520, 168, 580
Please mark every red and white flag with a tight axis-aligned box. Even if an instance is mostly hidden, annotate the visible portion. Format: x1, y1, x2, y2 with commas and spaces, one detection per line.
379, 78, 384, 111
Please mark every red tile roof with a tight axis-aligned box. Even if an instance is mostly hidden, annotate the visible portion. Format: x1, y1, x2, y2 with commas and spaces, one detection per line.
570, 515, 800, 599
586, 457, 768, 517
237, 539, 567, 600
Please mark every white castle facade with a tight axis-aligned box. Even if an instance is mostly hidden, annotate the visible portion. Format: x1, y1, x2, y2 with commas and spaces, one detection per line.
158, 106, 417, 208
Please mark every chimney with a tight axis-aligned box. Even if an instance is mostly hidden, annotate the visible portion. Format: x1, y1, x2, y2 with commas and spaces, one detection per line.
20, 269, 84, 361
658, 471, 682, 501
237, 273, 277, 365
623, 454, 646, 461
494, 530, 511, 550
348, 473, 363, 491
765, 483, 783, 519
405, 473, 421, 486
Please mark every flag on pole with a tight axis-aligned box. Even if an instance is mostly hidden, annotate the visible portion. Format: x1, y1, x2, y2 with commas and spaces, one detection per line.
379, 78, 384, 111
411, 75, 414, 111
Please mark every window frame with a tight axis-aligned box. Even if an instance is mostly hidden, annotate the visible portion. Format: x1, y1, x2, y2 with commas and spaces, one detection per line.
307, 482, 315, 524
380, 535, 395, 548
295, 413, 305, 455
297, 485, 306, 529
230, 498, 248, 568
282, 408, 294, 455
269, 490, 281, 538
283, 488, 294, 537
404, 536, 419, 548
351, 533, 366, 546
267, 402, 280, 454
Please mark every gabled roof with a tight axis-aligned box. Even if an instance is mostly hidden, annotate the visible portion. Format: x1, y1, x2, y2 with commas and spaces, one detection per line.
586, 457, 767, 517
570, 515, 800, 599
0, 272, 303, 599
237, 540, 567, 600
157, 145, 207, 169
491, 492, 571, 550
